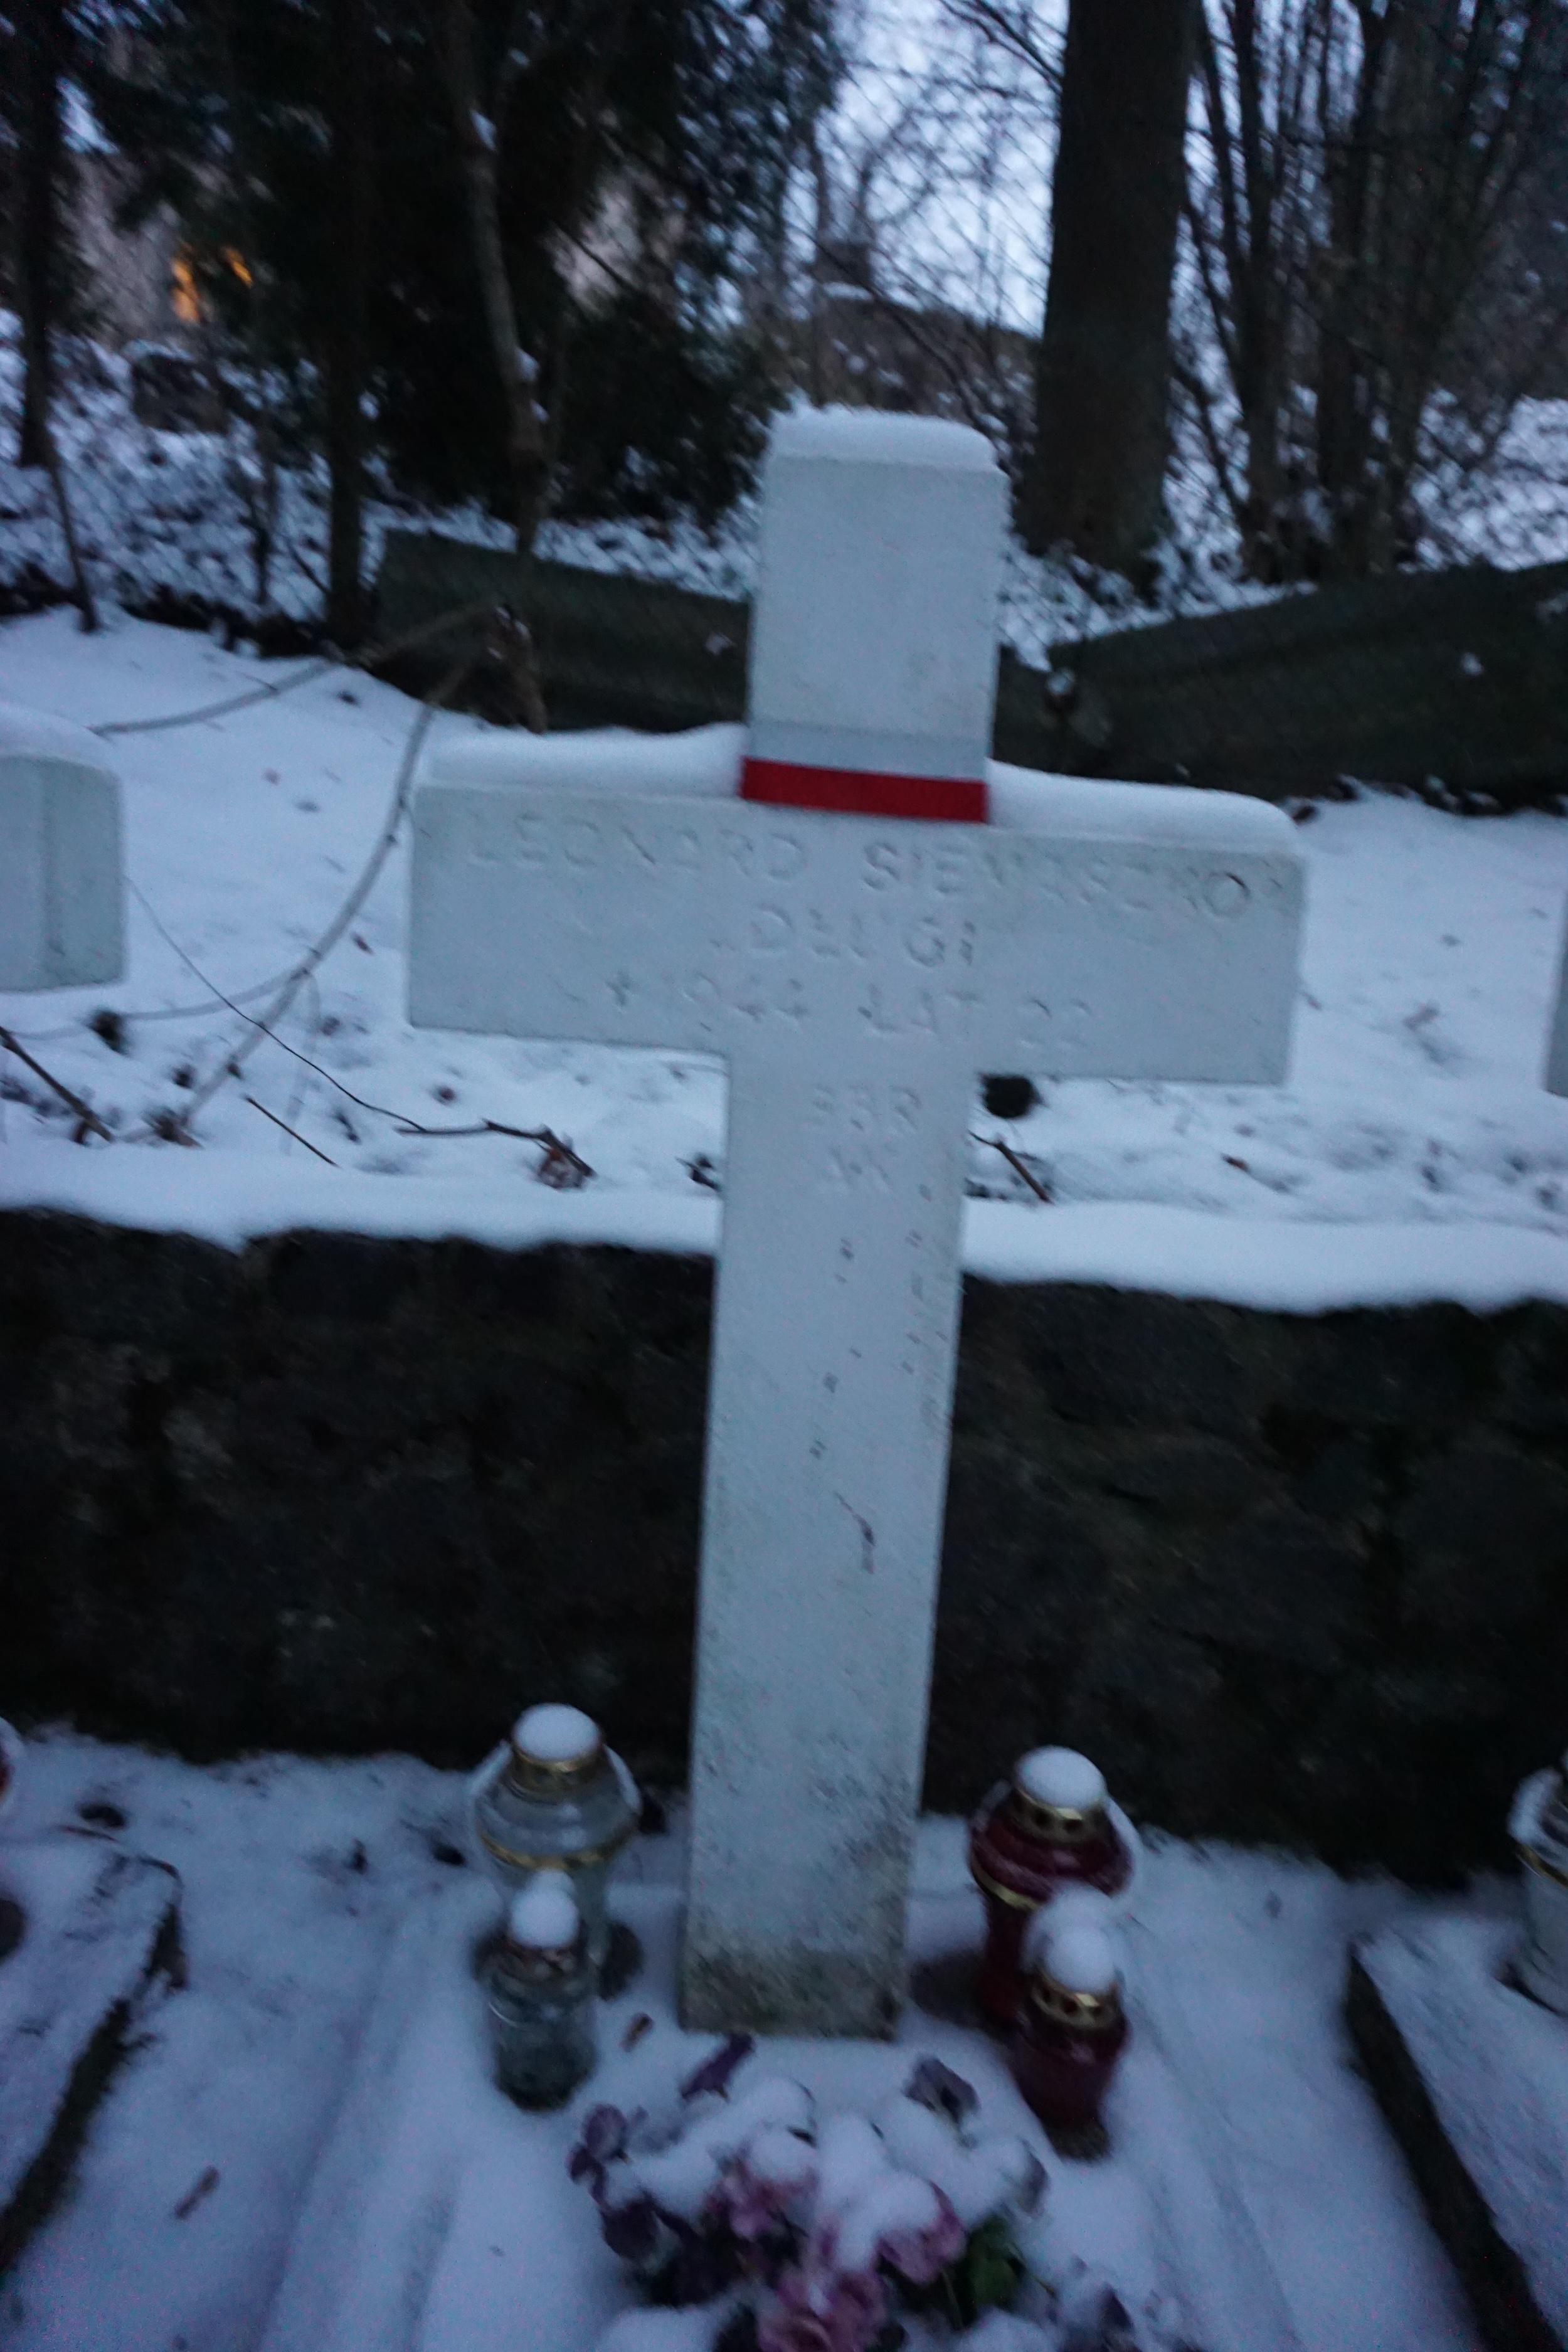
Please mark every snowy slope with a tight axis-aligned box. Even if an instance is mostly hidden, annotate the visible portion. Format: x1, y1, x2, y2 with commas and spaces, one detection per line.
3, 608, 1568, 1311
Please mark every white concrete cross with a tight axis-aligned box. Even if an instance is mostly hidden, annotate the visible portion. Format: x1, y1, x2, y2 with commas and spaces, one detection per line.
0, 703, 124, 991
408, 411, 1305, 2037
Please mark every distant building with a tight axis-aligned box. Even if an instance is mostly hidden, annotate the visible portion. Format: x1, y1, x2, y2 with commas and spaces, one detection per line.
72, 153, 189, 349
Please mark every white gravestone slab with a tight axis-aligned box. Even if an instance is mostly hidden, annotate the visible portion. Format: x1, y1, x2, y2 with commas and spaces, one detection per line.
0, 702, 124, 990
409, 787, 1303, 2035
1545, 906, 1568, 1096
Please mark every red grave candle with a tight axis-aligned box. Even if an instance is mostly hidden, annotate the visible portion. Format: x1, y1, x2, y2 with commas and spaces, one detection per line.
967, 1747, 1135, 2030
1011, 1920, 1129, 2133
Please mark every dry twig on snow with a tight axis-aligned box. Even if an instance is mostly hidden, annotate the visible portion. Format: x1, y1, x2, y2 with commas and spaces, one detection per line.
0, 1023, 112, 1142
970, 1130, 1052, 1203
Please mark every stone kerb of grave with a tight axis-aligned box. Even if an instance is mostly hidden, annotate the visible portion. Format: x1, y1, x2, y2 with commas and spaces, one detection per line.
408, 409, 1306, 2040
0, 701, 125, 992
1347, 1919, 1568, 2352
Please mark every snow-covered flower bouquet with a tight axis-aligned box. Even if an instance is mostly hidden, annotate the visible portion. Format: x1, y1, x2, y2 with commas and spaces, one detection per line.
569, 2037, 1046, 2350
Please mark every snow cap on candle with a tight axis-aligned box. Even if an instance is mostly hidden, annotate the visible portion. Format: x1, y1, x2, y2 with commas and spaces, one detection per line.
1021, 1885, 1118, 1973
1016, 1747, 1106, 1811
507, 1870, 580, 1951
514, 1703, 600, 1764
1042, 1922, 1120, 1997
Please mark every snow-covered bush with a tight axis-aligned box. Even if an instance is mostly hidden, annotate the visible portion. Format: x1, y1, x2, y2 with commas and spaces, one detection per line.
569, 2040, 1046, 2349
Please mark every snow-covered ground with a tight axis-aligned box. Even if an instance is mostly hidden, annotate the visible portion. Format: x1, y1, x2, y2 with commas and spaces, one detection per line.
3, 607, 1568, 1311
0, 1734, 1503, 2351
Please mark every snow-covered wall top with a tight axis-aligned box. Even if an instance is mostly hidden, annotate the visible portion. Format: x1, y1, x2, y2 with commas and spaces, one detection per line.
3, 613, 1567, 1315
4, 1145, 1568, 1315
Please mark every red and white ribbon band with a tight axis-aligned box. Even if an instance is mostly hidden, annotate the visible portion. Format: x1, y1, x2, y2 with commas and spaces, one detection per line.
741, 755, 988, 824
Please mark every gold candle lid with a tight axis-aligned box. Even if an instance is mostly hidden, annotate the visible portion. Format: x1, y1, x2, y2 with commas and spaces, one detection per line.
507, 1703, 605, 1795
1011, 1746, 1108, 1841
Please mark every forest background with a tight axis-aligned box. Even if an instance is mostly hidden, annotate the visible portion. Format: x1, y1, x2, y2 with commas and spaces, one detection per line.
2, 0, 1567, 663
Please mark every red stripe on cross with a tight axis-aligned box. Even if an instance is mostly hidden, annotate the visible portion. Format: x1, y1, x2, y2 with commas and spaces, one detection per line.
741, 756, 988, 824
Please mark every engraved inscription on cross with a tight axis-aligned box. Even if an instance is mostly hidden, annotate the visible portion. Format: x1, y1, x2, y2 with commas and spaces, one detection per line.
408, 411, 1305, 2038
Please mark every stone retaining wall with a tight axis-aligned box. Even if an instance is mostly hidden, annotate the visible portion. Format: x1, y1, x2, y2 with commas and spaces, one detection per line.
3, 1210, 1565, 1879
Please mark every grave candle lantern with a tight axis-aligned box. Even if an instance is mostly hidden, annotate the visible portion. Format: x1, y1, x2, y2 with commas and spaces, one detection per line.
1511, 1746, 1568, 2016
470, 1703, 639, 1983
483, 1870, 598, 2110
967, 1747, 1137, 2029
1010, 1918, 1128, 2134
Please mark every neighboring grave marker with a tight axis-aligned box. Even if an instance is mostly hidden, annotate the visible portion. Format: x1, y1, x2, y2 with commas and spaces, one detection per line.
0, 703, 124, 991
1545, 908, 1568, 1097
409, 411, 1305, 2037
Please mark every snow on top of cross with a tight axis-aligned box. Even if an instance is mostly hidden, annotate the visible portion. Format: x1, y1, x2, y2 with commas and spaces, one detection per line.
769, 405, 997, 471
0, 697, 115, 771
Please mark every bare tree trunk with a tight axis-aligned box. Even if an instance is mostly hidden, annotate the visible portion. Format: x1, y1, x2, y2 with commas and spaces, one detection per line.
442, 1, 553, 548
439, 0, 552, 728
43, 416, 99, 630
326, 0, 373, 644
438, 0, 634, 727
1314, 4, 1392, 577
805, 125, 835, 408
14, 0, 68, 470
1019, 0, 1197, 573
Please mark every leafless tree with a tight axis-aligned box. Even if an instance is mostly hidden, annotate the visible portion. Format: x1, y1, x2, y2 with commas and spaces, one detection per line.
1181, 0, 1568, 580
1020, 0, 1198, 573
12, 0, 69, 470
434, 0, 634, 726
788, 1, 1048, 462
325, 0, 373, 645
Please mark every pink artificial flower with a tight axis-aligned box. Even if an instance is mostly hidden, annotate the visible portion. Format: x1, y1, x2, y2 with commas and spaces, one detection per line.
709, 2156, 792, 2242
876, 2183, 966, 2286
757, 2262, 889, 2352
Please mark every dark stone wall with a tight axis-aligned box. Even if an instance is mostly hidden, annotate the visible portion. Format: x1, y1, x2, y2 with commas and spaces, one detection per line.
3, 1210, 1566, 1880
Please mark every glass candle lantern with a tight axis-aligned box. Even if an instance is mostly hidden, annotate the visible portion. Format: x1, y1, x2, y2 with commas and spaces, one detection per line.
967, 1747, 1136, 2029
1011, 1919, 1128, 2134
1512, 1747, 1568, 2016
470, 1703, 639, 1983
484, 1870, 598, 2111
